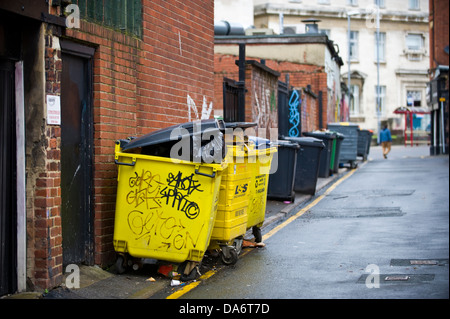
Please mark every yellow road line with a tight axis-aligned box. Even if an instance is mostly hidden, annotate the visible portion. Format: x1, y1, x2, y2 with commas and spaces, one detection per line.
166, 269, 216, 299
262, 168, 357, 242
166, 168, 357, 299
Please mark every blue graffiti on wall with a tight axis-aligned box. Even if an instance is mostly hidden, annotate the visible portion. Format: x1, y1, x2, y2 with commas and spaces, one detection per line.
288, 90, 301, 137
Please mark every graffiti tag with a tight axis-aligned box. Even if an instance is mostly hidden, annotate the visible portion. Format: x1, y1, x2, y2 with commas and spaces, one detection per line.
127, 210, 204, 251
288, 90, 301, 137
160, 172, 203, 219
126, 170, 163, 209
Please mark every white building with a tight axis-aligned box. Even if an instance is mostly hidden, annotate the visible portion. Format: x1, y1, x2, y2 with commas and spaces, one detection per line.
215, 0, 430, 139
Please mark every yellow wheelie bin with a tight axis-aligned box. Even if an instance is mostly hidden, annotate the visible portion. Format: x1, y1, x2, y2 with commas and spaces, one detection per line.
246, 138, 277, 243
113, 140, 226, 276
208, 142, 253, 265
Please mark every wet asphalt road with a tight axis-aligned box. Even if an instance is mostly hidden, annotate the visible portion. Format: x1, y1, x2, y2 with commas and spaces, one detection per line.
179, 146, 449, 299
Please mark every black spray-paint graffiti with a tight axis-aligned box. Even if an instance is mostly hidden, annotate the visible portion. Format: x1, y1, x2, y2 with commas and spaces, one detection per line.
127, 209, 205, 251
126, 170, 163, 209
159, 172, 203, 220
288, 90, 301, 137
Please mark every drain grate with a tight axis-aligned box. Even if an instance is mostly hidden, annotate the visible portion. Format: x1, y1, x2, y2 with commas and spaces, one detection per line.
329, 189, 415, 198
410, 260, 438, 265
390, 259, 448, 266
385, 275, 409, 281
358, 274, 435, 284
309, 207, 404, 219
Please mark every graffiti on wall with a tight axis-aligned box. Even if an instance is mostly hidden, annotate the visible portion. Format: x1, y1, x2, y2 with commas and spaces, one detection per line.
253, 81, 277, 137
187, 94, 213, 122
288, 90, 301, 137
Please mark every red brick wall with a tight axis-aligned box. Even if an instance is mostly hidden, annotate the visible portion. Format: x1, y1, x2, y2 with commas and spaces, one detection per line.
265, 60, 328, 130
245, 64, 279, 139
429, 0, 449, 69
30, 32, 64, 289
214, 54, 329, 134
32, 0, 215, 290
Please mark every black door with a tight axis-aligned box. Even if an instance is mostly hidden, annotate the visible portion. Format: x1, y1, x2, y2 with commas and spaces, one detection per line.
0, 59, 17, 295
60, 43, 94, 266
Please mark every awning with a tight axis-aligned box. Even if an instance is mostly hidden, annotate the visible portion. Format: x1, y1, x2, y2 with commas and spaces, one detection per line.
393, 106, 430, 114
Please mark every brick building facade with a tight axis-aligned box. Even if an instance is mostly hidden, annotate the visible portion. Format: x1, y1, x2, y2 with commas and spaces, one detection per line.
0, 0, 215, 293
214, 34, 344, 136
428, 0, 449, 155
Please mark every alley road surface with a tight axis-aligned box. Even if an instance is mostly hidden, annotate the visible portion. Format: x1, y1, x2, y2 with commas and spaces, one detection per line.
179, 146, 449, 299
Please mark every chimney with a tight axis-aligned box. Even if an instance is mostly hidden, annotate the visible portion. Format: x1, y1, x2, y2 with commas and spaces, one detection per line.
301, 18, 321, 34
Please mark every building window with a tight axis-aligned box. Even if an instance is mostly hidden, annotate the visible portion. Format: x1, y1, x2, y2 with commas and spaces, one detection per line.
408, 0, 420, 10
375, 85, 386, 115
350, 31, 359, 61
374, 0, 385, 8
350, 84, 360, 115
374, 32, 386, 62
406, 34, 423, 51
318, 0, 330, 4
347, 0, 358, 5
407, 90, 422, 107
74, 0, 142, 37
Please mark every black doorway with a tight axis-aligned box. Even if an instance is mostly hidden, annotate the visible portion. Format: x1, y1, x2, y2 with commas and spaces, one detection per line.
60, 41, 94, 266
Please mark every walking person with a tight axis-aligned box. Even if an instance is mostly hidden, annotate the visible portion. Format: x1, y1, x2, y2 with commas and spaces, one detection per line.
379, 125, 392, 159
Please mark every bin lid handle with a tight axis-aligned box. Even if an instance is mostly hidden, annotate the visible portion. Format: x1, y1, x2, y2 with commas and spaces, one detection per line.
195, 166, 216, 178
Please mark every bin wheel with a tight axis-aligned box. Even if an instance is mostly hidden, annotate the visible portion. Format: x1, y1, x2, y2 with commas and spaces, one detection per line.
233, 237, 244, 255
178, 261, 200, 281
221, 246, 238, 265
115, 255, 127, 274
252, 226, 262, 243
350, 161, 358, 169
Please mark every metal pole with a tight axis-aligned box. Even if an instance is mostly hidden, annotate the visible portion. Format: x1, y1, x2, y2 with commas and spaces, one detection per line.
347, 15, 351, 113
237, 43, 246, 122
441, 99, 446, 154
376, 6, 381, 144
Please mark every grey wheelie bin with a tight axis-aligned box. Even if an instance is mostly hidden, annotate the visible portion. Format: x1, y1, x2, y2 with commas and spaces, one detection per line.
327, 122, 359, 169
357, 129, 373, 161
302, 131, 336, 178
267, 140, 300, 202
330, 132, 345, 173
285, 137, 325, 195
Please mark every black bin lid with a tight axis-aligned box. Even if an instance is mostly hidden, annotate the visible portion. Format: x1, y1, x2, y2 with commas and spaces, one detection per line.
121, 119, 225, 151
303, 131, 336, 140
284, 137, 325, 148
224, 122, 257, 129
273, 140, 300, 149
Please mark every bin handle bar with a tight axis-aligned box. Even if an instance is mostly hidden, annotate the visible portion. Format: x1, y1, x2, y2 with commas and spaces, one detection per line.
114, 158, 136, 166
195, 167, 216, 178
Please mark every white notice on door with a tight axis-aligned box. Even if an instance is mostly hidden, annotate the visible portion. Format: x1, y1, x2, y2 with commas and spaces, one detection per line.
47, 95, 61, 125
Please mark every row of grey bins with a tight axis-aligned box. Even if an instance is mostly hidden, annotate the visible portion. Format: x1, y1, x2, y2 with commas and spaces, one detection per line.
267, 123, 373, 202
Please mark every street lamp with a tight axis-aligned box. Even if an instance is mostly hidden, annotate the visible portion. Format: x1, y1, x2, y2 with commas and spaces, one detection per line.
347, 10, 359, 116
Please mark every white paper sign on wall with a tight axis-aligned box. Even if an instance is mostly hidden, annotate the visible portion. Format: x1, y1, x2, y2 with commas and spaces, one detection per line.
47, 95, 61, 125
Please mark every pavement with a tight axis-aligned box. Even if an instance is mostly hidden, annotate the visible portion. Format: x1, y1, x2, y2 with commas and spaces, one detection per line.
2, 144, 436, 300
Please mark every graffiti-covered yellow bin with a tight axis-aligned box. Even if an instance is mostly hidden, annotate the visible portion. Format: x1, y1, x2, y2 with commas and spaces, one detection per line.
113, 140, 226, 274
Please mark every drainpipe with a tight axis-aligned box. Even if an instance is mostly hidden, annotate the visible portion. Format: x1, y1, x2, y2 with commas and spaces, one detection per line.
318, 90, 323, 129
237, 43, 246, 122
